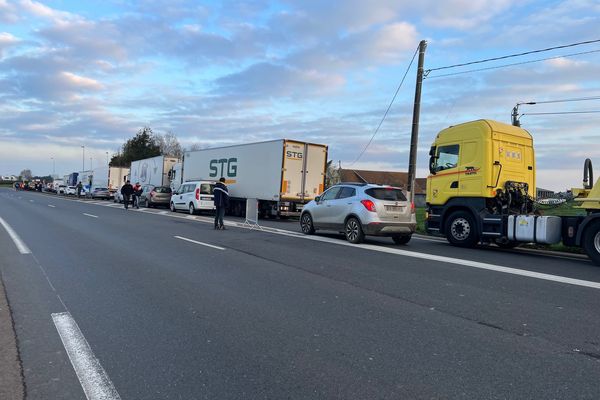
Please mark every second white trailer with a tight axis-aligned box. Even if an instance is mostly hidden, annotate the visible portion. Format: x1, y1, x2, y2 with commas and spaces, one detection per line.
129, 155, 179, 187
181, 139, 328, 217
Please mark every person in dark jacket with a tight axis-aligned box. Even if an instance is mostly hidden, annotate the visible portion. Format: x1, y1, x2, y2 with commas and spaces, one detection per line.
121, 181, 134, 210
76, 182, 83, 198
213, 178, 229, 229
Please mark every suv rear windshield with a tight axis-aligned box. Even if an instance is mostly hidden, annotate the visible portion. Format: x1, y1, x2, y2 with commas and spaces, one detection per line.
155, 187, 172, 193
365, 188, 407, 201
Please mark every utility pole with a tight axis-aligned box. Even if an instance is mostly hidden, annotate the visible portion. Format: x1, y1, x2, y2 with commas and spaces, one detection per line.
81, 145, 85, 170
407, 40, 427, 204
51, 157, 55, 176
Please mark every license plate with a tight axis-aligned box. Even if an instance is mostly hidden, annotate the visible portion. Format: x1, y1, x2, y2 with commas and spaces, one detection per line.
385, 205, 404, 212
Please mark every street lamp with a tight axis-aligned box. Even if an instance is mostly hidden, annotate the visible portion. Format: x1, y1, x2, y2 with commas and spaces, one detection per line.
106, 151, 109, 166
81, 145, 85, 170
51, 157, 55, 176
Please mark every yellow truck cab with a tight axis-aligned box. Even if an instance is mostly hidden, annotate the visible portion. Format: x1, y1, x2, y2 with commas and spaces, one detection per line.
425, 119, 600, 265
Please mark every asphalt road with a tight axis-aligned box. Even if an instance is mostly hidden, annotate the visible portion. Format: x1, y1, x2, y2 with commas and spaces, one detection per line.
1, 187, 600, 399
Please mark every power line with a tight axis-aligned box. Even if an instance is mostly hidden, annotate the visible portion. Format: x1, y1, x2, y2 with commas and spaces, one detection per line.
425, 48, 600, 79
522, 110, 600, 116
349, 46, 419, 166
426, 38, 600, 73
525, 96, 600, 105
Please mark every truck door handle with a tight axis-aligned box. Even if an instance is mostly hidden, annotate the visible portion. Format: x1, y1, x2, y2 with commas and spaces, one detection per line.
450, 181, 458, 189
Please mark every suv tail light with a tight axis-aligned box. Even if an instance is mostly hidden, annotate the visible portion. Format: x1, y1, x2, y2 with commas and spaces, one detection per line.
195, 188, 200, 200
411, 201, 415, 214
361, 199, 376, 212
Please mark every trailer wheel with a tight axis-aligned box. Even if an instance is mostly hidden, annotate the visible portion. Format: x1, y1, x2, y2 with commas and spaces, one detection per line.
300, 213, 315, 235
445, 210, 478, 247
582, 220, 600, 266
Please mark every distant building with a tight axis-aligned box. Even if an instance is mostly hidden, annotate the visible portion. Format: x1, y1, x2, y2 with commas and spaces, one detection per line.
338, 169, 427, 206
536, 187, 555, 199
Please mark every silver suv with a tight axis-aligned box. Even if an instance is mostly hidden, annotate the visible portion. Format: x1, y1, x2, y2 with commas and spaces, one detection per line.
300, 183, 416, 244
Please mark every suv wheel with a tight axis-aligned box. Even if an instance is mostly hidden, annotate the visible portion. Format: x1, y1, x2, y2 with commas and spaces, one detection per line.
170, 202, 176, 212
445, 211, 478, 247
583, 220, 600, 266
300, 213, 315, 235
392, 234, 411, 245
345, 217, 365, 244
189, 203, 196, 215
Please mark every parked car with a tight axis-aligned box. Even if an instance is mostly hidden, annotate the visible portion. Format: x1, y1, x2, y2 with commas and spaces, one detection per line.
139, 185, 172, 208
57, 185, 67, 195
65, 186, 77, 195
90, 187, 111, 200
300, 183, 416, 244
170, 181, 216, 214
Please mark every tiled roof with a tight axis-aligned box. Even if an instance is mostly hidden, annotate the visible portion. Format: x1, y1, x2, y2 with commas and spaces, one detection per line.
339, 169, 426, 194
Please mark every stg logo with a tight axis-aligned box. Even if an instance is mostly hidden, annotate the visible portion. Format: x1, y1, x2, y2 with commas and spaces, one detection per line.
209, 158, 237, 178
286, 151, 303, 160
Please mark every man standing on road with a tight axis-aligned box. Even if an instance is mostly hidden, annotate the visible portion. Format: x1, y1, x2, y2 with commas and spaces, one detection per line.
121, 181, 134, 210
76, 182, 83, 198
213, 177, 229, 230
132, 182, 142, 209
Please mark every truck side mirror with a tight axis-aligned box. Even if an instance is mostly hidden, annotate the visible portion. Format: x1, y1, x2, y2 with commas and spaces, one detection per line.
428, 146, 437, 175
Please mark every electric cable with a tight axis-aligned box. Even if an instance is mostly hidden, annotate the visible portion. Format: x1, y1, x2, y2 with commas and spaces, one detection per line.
349, 45, 419, 165
426, 38, 600, 73
425, 49, 600, 79
521, 110, 600, 116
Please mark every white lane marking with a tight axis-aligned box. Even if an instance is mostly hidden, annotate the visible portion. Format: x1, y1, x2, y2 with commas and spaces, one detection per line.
83, 213, 99, 218
29, 199, 34, 202
52, 312, 121, 400
0, 216, 31, 254
174, 235, 225, 250
48, 204, 56, 208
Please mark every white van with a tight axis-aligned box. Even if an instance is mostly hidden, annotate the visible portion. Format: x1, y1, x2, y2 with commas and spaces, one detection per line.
170, 180, 216, 214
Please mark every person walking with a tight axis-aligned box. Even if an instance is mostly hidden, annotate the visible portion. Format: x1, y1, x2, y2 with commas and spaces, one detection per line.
121, 181, 134, 210
213, 177, 229, 230
132, 182, 142, 209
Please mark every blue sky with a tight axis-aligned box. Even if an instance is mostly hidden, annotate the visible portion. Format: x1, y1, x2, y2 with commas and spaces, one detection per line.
1, 0, 599, 190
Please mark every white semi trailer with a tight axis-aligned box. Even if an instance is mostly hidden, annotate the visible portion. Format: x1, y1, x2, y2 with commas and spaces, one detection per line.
179, 139, 328, 217
129, 155, 179, 187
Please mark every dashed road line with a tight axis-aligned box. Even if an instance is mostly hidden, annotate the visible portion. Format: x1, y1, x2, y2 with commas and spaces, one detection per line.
83, 213, 99, 219
52, 312, 121, 400
48, 204, 56, 208
174, 235, 225, 250
0, 215, 31, 254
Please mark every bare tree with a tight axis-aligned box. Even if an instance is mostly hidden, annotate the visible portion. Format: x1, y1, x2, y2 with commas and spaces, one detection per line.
187, 143, 202, 152
19, 169, 32, 180
158, 131, 183, 158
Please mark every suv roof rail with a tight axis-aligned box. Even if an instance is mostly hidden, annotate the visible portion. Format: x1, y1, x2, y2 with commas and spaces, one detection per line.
336, 182, 368, 186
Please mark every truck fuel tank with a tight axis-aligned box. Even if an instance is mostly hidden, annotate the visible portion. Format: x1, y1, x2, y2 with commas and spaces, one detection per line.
507, 215, 562, 244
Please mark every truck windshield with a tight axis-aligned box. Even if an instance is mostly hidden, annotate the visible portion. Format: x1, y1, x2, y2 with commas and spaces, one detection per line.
434, 144, 460, 172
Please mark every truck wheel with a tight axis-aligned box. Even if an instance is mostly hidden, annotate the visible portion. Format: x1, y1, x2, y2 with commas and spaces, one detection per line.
392, 234, 412, 245
345, 217, 365, 244
300, 213, 315, 235
445, 211, 478, 247
582, 220, 600, 266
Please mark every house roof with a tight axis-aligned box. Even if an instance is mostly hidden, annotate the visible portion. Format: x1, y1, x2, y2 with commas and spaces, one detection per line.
339, 169, 427, 194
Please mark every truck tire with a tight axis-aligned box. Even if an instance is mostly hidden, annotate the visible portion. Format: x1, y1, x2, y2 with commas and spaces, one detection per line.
582, 220, 600, 266
345, 217, 365, 244
392, 234, 412, 245
300, 213, 315, 235
445, 210, 478, 247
